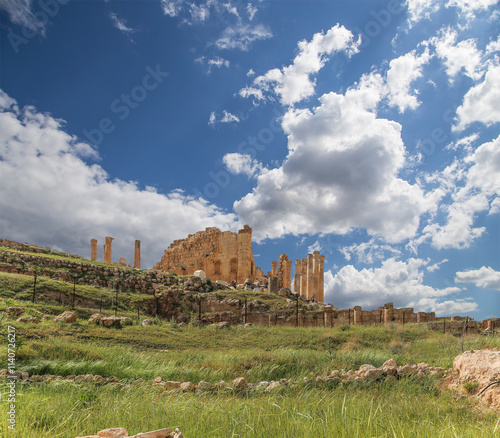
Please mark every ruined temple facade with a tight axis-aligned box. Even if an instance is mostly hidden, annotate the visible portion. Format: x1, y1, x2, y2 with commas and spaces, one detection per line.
293, 251, 325, 302
153, 225, 256, 284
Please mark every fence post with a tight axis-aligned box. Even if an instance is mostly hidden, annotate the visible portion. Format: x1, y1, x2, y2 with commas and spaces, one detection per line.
32, 274, 37, 303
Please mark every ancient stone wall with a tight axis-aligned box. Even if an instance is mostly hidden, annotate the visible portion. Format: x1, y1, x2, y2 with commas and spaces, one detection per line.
153, 225, 257, 284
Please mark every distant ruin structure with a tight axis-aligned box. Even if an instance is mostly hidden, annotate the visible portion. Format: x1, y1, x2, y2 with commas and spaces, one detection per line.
103, 236, 114, 263
134, 240, 141, 269
90, 239, 97, 261
153, 225, 256, 284
277, 254, 292, 290
293, 251, 325, 302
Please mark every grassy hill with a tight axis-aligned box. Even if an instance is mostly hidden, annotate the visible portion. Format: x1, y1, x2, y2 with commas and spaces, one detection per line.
0, 242, 499, 437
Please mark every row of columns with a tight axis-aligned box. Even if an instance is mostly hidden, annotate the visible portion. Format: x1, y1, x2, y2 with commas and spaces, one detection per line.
90, 237, 141, 269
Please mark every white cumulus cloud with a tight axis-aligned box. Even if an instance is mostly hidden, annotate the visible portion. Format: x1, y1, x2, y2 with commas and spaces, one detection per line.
0, 89, 237, 268
324, 257, 472, 316
241, 24, 360, 106
223, 153, 263, 178
234, 81, 431, 242
456, 266, 500, 290
455, 63, 500, 131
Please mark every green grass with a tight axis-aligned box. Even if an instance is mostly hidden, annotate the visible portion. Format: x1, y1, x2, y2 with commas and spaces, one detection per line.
0, 273, 153, 316
1, 291, 499, 436
2, 378, 498, 437
0, 245, 139, 271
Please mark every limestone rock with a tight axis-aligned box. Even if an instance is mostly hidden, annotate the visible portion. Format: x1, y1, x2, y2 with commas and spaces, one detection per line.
167, 429, 185, 438
233, 377, 247, 389
383, 358, 397, 367
397, 365, 416, 376
265, 381, 282, 392
365, 368, 383, 380
142, 319, 154, 326
89, 313, 105, 324
100, 316, 122, 327
216, 280, 230, 287
179, 381, 195, 392
153, 376, 163, 384
164, 381, 181, 390
194, 270, 206, 278
97, 428, 129, 437
134, 427, 174, 437
54, 311, 77, 323
197, 380, 214, 390
453, 349, 500, 385
217, 321, 230, 329
382, 365, 398, 376
6, 306, 25, 316
16, 316, 40, 323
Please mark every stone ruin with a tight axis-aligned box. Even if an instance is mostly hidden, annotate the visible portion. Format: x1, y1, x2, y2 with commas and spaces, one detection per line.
152, 225, 326, 302
90, 237, 141, 269
154, 225, 255, 284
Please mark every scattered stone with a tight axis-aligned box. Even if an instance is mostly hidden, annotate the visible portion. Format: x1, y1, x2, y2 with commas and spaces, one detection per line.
179, 381, 195, 392
397, 365, 416, 376
89, 313, 105, 324
164, 381, 181, 390
6, 306, 25, 316
16, 316, 40, 323
233, 377, 247, 389
96, 427, 129, 437
197, 380, 214, 390
214, 381, 231, 390
153, 376, 163, 384
383, 358, 397, 367
217, 321, 230, 329
142, 319, 154, 326
54, 311, 78, 323
100, 316, 122, 327
265, 381, 282, 392
135, 427, 175, 437
193, 270, 206, 279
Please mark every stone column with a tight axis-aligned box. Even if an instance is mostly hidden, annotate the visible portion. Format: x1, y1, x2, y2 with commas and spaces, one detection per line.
384, 302, 394, 325
317, 254, 325, 303
294, 260, 301, 293
90, 239, 97, 261
134, 240, 141, 269
271, 261, 277, 276
353, 306, 363, 325
103, 236, 114, 263
306, 253, 314, 300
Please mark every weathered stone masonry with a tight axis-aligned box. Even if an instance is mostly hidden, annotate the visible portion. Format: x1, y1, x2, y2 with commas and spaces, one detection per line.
154, 225, 256, 284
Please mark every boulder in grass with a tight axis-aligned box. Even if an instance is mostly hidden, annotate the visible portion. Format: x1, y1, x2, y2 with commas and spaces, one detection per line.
16, 316, 41, 323
88, 313, 105, 324
97, 428, 129, 437
232, 377, 247, 389
179, 381, 195, 392
7, 306, 25, 316
99, 316, 122, 327
54, 311, 77, 323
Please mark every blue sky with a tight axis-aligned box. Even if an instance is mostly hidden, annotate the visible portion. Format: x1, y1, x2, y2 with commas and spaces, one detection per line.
0, 0, 499, 320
